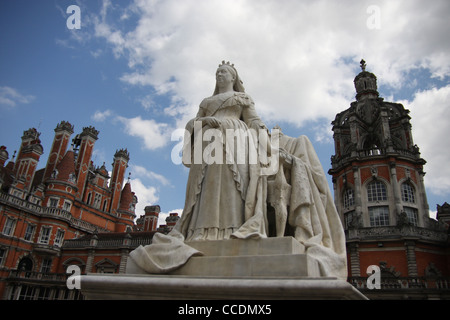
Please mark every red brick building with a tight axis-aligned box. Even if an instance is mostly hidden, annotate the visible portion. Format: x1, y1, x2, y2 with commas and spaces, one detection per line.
0, 121, 137, 299
57, 205, 178, 277
329, 60, 450, 299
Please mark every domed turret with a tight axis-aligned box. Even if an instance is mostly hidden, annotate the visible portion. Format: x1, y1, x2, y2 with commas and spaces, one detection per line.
354, 59, 379, 101
0, 146, 9, 167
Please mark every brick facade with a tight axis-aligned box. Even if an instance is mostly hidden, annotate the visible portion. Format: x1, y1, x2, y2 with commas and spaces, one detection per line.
0, 121, 138, 299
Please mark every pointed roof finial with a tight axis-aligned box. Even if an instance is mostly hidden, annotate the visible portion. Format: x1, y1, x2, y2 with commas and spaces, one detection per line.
360, 59, 366, 71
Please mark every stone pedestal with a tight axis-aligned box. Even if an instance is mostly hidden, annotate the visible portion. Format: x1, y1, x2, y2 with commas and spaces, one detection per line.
80, 274, 366, 300
127, 237, 320, 278
80, 237, 367, 300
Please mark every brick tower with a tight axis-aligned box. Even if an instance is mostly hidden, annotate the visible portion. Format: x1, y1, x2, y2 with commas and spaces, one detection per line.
328, 60, 449, 299
115, 178, 137, 232
42, 121, 74, 182
143, 205, 160, 232
109, 149, 130, 215
12, 128, 44, 192
74, 126, 99, 199
329, 59, 429, 230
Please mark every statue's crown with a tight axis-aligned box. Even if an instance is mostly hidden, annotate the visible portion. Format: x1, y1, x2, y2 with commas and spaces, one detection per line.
219, 60, 235, 69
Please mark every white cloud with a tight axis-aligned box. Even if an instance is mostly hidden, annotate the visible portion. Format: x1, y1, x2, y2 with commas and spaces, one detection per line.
402, 85, 450, 196
91, 109, 113, 122
90, 49, 103, 58
116, 115, 172, 150
92, 0, 450, 129
311, 121, 335, 145
129, 177, 159, 217
137, 95, 155, 110
90, 0, 450, 204
130, 163, 171, 186
158, 208, 183, 228
0, 86, 35, 107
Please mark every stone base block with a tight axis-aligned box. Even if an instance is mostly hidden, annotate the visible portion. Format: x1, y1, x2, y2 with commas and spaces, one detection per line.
83, 236, 367, 300
80, 274, 367, 300
126, 237, 314, 277
185, 236, 305, 256
169, 254, 319, 277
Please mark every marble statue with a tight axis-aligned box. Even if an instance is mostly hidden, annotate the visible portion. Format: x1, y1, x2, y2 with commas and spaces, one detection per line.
129, 61, 347, 280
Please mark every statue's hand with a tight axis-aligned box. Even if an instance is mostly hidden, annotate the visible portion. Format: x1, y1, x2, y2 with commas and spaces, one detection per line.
200, 117, 221, 128
279, 148, 293, 167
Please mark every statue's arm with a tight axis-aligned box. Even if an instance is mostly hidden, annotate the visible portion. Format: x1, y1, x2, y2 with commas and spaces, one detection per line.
186, 100, 208, 133
241, 95, 267, 131
187, 99, 221, 129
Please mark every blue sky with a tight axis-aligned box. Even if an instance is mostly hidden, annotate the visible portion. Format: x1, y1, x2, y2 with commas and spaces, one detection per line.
1, 0, 449, 225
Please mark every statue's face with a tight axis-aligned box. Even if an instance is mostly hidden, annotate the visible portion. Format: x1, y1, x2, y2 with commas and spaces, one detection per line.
216, 66, 235, 87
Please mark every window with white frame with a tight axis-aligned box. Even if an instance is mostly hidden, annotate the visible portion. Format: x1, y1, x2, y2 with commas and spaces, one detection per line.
48, 198, 59, 208
93, 193, 102, 209
0, 248, 6, 266
51, 169, 58, 179
86, 192, 92, 205
343, 188, 355, 208
401, 182, 416, 203
54, 229, 65, 247
344, 210, 356, 229
30, 196, 41, 205
37, 287, 51, 300
369, 206, 390, 227
404, 207, 419, 226
24, 224, 36, 241
41, 258, 52, 273
367, 180, 387, 202
39, 226, 52, 244
2, 217, 16, 236
12, 189, 23, 198
68, 172, 76, 183
18, 286, 36, 300
102, 199, 108, 211
63, 200, 72, 212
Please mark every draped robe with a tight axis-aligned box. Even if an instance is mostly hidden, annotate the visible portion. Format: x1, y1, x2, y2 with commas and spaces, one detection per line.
129, 91, 268, 273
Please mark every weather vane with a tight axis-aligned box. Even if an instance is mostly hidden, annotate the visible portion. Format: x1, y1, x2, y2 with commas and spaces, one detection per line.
360, 59, 367, 71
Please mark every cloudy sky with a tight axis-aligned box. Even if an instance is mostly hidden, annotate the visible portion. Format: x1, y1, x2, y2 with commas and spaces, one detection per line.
1, 0, 449, 225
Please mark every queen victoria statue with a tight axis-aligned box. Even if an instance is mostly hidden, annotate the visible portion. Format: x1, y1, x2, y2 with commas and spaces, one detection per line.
128, 61, 347, 280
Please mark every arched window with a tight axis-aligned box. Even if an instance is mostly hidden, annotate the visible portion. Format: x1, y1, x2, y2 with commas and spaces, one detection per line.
401, 182, 415, 203
367, 180, 387, 202
18, 257, 33, 272
86, 192, 92, 205
363, 135, 382, 156
102, 199, 108, 212
343, 188, 355, 208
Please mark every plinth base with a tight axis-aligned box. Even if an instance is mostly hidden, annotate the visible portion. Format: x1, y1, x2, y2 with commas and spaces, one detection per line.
80, 237, 367, 300
80, 274, 367, 300
126, 237, 319, 277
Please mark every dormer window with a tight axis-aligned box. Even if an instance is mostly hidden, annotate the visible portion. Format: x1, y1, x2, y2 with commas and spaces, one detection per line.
51, 169, 58, 179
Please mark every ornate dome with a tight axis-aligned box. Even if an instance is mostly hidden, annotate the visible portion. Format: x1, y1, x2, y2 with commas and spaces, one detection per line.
354, 59, 379, 101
